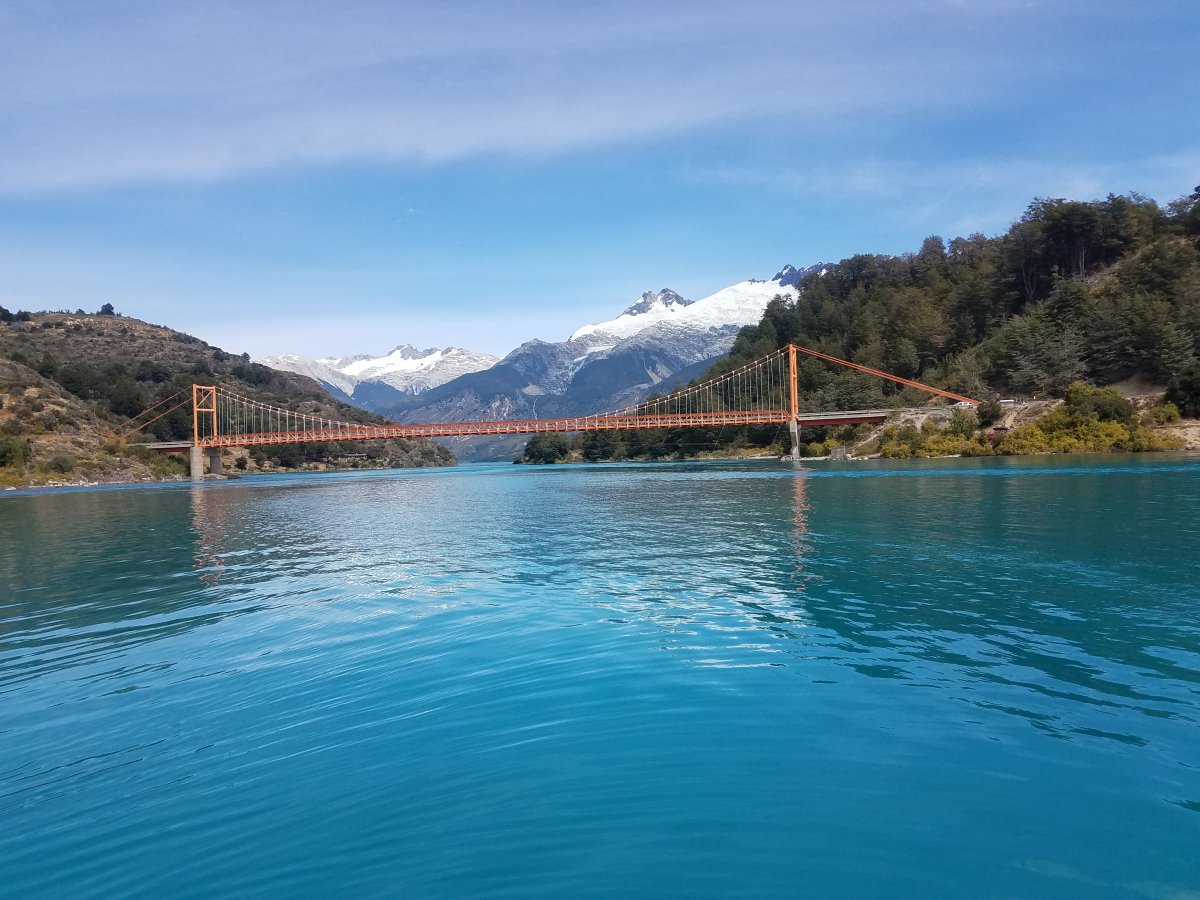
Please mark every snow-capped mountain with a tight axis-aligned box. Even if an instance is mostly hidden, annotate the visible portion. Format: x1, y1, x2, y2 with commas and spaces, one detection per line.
774, 263, 828, 287
261, 345, 500, 404
259, 353, 360, 399
382, 267, 828, 456
570, 288, 693, 342
570, 279, 794, 346
261, 263, 830, 459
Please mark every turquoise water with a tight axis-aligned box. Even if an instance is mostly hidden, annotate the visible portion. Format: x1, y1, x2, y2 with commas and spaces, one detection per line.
2, 455, 1199, 898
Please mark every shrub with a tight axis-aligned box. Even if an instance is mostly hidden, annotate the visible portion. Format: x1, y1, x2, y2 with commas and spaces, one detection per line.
1165, 361, 1200, 417
1143, 402, 1181, 425
995, 408, 1182, 455
46, 453, 75, 474
1064, 381, 1134, 422
976, 399, 1002, 427
879, 440, 913, 459
947, 409, 978, 437
0, 435, 27, 467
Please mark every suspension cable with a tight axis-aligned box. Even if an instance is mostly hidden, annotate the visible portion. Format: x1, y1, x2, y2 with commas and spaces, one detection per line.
117, 393, 195, 442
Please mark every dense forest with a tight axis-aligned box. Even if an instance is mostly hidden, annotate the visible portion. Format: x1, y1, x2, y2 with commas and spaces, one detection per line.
526, 187, 1200, 463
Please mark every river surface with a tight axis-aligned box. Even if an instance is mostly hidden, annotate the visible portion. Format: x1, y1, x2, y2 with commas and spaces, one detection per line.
2, 455, 1199, 898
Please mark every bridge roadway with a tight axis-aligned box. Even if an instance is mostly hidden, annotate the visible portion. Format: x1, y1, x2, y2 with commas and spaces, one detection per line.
188, 407, 906, 449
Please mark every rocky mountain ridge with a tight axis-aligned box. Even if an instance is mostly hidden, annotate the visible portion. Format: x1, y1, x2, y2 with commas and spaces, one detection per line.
262, 344, 500, 405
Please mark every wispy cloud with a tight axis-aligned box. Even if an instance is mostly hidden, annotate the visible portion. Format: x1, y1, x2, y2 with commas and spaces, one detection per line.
0, 0, 1069, 192
676, 151, 1200, 236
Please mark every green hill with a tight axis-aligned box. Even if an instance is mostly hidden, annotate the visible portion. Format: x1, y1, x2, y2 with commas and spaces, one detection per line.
0, 310, 453, 487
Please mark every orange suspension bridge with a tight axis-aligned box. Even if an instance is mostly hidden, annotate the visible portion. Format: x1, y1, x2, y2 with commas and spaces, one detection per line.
124, 344, 976, 478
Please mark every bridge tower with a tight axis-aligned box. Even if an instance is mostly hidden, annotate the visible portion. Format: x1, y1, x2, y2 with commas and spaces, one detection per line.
787, 344, 801, 460
190, 385, 221, 480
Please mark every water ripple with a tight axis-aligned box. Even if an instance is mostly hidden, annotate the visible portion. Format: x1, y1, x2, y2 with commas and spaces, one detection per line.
2, 456, 1199, 897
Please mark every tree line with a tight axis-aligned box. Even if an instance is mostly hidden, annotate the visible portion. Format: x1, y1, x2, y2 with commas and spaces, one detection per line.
558, 187, 1199, 462
721, 188, 1199, 408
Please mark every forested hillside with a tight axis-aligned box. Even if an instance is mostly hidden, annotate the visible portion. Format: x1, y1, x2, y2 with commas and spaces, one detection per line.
717, 188, 1199, 405
0, 310, 453, 486
527, 188, 1200, 462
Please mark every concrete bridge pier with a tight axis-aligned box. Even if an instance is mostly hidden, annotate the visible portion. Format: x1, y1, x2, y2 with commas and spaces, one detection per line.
189, 446, 223, 479
788, 419, 800, 461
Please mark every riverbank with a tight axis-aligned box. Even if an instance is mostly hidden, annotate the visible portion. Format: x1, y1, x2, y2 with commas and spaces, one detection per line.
1, 452, 460, 491
517, 389, 1194, 466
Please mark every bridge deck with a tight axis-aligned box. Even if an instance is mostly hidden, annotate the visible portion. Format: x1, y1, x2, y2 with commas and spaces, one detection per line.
140, 440, 195, 453
192, 408, 896, 448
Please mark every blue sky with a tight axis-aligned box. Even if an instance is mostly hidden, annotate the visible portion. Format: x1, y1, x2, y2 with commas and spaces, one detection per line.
2, 0, 1197, 359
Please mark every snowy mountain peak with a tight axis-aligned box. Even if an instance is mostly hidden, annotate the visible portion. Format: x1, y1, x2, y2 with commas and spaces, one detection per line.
335, 345, 450, 378
773, 262, 834, 288
621, 288, 692, 318
263, 344, 500, 398
571, 289, 694, 342
571, 272, 799, 344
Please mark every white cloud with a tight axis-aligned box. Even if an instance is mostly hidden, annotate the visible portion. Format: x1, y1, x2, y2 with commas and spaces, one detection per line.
676, 152, 1200, 236
0, 0, 1055, 192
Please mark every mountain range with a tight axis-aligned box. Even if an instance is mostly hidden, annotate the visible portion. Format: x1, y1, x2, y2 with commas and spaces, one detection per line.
263, 264, 827, 458
261, 345, 501, 405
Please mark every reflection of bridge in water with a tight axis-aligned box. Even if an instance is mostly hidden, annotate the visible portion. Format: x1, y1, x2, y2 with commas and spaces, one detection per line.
133, 344, 977, 478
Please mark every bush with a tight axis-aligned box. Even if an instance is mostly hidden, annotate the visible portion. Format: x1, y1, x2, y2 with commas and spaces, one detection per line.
947, 409, 978, 437
995, 406, 1182, 454
0, 435, 27, 467
1165, 361, 1200, 417
1145, 402, 1181, 425
976, 399, 1002, 427
45, 453, 75, 474
1064, 381, 1134, 422
801, 439, 840, 457
272, 444, 303, 468
918, 433, 993, 457
230, 363, 274, 386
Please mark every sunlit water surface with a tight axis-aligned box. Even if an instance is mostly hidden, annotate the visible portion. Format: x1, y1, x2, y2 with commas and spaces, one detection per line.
2, 455, 1199, 898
